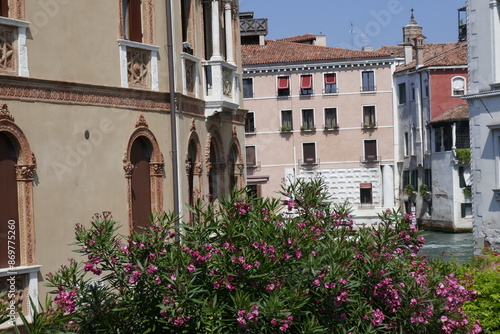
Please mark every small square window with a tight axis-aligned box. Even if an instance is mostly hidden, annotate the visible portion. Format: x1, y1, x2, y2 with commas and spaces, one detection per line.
243, 78, 254, 98
324, 108, 338, 129
362, 71, 375, 91
300, 74, 313, 95
363, 106, 376, 128
277, 76, 290, 97
324, 73, 337, 94
246, 146, 256, 167
245, 112, 255, 133
302, 109, 315, 130
281, 110, 293, 131
461, 203, 472, 217
302, 142, 316, 164
398, 83, 407, 104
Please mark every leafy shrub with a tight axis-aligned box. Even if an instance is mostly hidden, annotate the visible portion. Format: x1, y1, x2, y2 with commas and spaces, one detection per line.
39, 178, 481, 333
457, 254, 500, 333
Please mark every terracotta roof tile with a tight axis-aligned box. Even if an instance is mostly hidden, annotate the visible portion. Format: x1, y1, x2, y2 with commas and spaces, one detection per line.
431, 103, 469, 124
276, 34, 317, 44
381, 42, 467, 72
242, 39, 391, 66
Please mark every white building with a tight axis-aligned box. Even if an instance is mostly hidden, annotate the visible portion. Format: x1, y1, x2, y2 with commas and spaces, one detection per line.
465, 0, 500, 252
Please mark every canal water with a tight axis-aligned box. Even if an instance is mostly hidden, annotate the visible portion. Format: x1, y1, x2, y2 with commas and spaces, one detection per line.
419, 231, 475, 264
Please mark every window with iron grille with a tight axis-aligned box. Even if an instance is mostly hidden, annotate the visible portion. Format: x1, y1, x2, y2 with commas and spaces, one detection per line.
456, 121, 470, 149
245, 112, 255, 133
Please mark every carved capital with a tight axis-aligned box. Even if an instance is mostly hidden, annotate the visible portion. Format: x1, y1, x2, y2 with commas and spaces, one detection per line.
235, 163, 245, 173
150, 162, 164, 176
194, 162, 203, 175
123, 162, 134, 177
16, 164, 36, 180
0, 104, 15, 122
185, 160, 192, 174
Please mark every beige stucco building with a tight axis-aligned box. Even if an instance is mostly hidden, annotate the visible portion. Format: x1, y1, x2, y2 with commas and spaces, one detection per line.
241, 13, 398, 222
0, 0, 245, 325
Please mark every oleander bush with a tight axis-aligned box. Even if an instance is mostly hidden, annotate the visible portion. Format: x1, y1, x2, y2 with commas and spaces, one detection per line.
28, 178, 482, 333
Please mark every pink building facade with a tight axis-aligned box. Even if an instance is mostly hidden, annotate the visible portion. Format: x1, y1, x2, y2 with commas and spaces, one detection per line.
240, 18, 398, 221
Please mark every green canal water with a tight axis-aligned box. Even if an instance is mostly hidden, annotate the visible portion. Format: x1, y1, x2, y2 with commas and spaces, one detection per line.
419, 231, 475, 264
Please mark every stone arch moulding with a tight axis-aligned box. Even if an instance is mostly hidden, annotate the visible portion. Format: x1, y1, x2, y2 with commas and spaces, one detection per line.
123, 114, 164, 231
185, 127, 203, 208
227, 134, 244, 190
0, 103, 36, 266
205, 125, 225, 201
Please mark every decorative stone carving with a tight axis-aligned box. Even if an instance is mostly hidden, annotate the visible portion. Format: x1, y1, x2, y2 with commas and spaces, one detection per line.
123, 162, 134, 177
135, 114, 149, 128
222, 67, 233, 97
127, 47, 150, 87
194, 162, 203, 175
232, 125, 237, 137
150, 162, 165, 177
16, 164, 36, 180
0, 103, 14, 121
0, 25, 15, 71
185, 59, 196, 94
190, 118, 196, 132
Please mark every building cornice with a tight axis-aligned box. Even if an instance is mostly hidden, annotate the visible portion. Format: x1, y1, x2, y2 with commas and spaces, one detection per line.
0, 75, 170, 111
243, 59, 394, 75
462, 90, 500, 100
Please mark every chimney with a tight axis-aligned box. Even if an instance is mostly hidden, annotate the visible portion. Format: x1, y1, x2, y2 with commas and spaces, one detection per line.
314, 35, 327, 46
404, 45, 413, 64
413, 34, 426, 68
362, 46, 373, 52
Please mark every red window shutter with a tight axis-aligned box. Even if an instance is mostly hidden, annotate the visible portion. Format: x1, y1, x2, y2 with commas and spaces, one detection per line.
360, 183, 372, 189
301, 75, 312, 89
278, 77, 289, 89
325, 73, 336, 85
128, 0, 143, 42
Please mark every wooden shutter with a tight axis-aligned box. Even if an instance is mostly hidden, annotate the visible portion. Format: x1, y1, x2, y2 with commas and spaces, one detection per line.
364, 140, 377, 160
303, 143, 316, 163
0, 0, 8, 17
0, 133, 19, 267
128, 0, 143, 42
246, 146, 256, 166
130, 138, 151, 230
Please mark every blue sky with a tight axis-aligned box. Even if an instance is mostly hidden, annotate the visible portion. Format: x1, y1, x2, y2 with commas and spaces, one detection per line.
238, 0, 466, 49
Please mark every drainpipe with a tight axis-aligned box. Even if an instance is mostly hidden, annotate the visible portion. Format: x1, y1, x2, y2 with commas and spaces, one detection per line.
166, 0, 180, 241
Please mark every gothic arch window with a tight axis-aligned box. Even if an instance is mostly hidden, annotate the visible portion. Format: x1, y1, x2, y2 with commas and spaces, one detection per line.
0, 104, 37, 319
228, 135, 243, 191
124, 115, 164, 232
185, 129, 202, 223
206, 127, 225, 202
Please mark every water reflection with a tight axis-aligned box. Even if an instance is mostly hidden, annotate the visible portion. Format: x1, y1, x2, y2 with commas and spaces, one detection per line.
419, 231, 474, 264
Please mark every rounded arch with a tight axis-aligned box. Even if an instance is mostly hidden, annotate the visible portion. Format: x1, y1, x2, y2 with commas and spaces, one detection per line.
185, 130, 203, 221
227, 135, 244, 191
206, 126, 225, 201
0, 104, 36, 267
124, 114, 164, 231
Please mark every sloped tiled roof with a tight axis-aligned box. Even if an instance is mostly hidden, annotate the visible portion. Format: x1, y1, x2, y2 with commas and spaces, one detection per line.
276, 34, 317, 44
380, 42, 467, 72
242, 38, 391, 66
430, 103, 469, 124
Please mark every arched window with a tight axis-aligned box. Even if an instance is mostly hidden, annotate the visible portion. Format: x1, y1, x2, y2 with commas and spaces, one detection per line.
452, 76, 466, 96
0, 132, 20, 267
124, 115, 164, 232
130, 137, 152, 229
0, 104, 37, 320
228, 134, 243, 192
206, 128, 225, 202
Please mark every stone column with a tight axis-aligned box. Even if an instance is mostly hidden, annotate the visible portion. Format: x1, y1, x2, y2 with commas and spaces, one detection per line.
224, 1, 234, 64
491, 0, 500, 84
211, 0, 222, 61
452, 122, 457, 150
382, 165, 395, 207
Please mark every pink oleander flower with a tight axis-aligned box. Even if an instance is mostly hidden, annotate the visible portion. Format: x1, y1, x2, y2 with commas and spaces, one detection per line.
187, 264, 195, 272
266, 284, 275, 291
